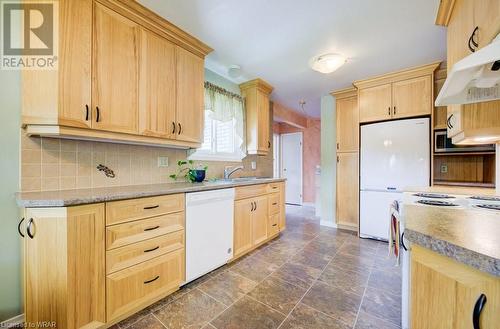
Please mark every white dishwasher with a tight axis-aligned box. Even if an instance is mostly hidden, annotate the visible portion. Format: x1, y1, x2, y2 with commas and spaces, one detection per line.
185, 188, 235, 283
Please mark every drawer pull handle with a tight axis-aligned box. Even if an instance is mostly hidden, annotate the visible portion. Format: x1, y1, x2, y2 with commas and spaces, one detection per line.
144, 205, 159, 210
144, 225, 160, 231
272, 224, 277, 227
272, 186, 278, 189
144, 275, 160, 284
144, 246, 160, 253
272, 202, 277, 205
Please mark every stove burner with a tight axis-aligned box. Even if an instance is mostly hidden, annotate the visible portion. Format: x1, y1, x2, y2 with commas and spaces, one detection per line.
474, 204, 500, 211
469, 195, 500, 202
413, 193, 455, 199
416, 199, 459, 207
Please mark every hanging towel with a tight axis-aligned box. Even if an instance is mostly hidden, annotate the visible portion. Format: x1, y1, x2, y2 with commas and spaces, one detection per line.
388, 200, 401, 266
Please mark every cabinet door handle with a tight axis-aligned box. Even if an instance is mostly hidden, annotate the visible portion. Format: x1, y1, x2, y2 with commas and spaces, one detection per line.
337, 156, 340, 163
447, 114, 454, 129
85, 105, 89, 121
144, 246, 160, 253
272, 223, 277, 227
336, 143, 339, 150
144, 225, 160, 232
268, 141, 271, 148
172, 122, 176, 134
388, 107, 391, 115
18, 218, 25, 238
96, 106, 100, 122
473, 293, 487, 329
143, 205, 159, 210
251, 202, 254, 212
272, 202, 277, 205
178, 123, 182, 135
393, 106, 396, 115
254, 202, 257, 211
144, 275, 160, 284
27, 218, 35, 239
468, 26, 479, 53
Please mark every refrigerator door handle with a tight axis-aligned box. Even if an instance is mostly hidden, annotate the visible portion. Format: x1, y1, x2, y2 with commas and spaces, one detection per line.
387, 187, 397, 191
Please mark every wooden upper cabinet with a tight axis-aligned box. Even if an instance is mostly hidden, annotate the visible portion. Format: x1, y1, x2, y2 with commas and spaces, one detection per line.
93, 3, 139, 135
233, 199, 253, 259
392, 75, 432, 119
240, 79, 274, 155
355, 62, 439, 124
58, 0, 92, 128
336, 152, 359, 230
175, 47, 205, 144
473, 0, 500, 50
139, 29, 177, 139
333, 88, 359, 152
358, 84, 392, 123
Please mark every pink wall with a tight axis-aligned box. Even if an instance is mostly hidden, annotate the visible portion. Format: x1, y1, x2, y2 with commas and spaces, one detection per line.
278, 119, 321, 203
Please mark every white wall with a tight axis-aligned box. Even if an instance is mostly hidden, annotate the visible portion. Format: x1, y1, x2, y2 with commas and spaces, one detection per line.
320, 95, 336, 227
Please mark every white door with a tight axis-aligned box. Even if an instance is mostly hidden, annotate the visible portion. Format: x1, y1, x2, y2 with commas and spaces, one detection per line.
281, 132, 303, 205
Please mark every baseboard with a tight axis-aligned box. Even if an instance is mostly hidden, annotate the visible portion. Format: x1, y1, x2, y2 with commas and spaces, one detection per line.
320, 220, 337, 228
1, 313, 24, 327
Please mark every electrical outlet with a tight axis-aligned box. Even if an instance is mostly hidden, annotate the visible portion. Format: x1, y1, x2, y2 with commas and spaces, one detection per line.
157, 156, 169, 167
440, 164, 448, 173
251, 161, 257, 170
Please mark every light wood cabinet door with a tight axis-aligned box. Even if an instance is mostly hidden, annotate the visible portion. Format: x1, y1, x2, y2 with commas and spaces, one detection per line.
257, 90, 271, 153
233, 199, 253, 259
336, 152, 359, 230
358, 84, 392, 123
473, 0, 500, 50
252, 196, 269, 246
58, 0, 92, 128
93, 3, 139, 134
25, 204, 105, 329
336, 96, 358, 152
175, 46, 204, 144
139, 29, 176, 139
392, 75, 432, 119
411, 246, 500, 329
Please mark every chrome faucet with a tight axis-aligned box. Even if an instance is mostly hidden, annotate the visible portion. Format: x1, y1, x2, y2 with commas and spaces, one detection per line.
224, 166, 244, 179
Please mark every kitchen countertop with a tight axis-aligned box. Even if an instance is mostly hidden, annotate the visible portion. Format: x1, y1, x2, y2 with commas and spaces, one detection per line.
404, 204, 500, 277
16, 178, 286, 207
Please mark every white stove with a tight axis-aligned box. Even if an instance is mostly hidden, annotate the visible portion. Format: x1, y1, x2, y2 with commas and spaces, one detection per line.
403, 192, 500, 212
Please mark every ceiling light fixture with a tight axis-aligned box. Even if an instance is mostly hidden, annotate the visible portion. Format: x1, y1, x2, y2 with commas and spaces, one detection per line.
311, 53, 347, 74
228, 64, 242, 79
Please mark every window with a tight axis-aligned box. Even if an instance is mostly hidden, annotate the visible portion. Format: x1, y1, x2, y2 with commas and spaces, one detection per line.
189, 82, 245, 162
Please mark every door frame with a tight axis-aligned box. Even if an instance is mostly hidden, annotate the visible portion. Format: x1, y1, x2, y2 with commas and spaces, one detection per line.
280, 132, 303, 205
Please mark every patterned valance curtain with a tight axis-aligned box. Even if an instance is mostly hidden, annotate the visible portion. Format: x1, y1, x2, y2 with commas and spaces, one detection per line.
204, 81, 246, 153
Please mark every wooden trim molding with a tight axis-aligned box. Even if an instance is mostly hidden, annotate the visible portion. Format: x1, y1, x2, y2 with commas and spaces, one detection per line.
95, 0, 212, 58
330, 86, 357, 99
24, 125, 200, 149
239, 78, 274, 95
435, 0, 456, 26
353, 61, 441, 89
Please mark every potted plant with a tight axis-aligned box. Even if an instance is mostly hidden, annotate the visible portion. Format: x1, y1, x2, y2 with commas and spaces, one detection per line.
169, 160, 207, 183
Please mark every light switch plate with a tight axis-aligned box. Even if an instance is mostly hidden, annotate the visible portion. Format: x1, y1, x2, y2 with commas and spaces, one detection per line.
158, 156, 169, 167
251, 161, 257, 170
440, 164, 448, 173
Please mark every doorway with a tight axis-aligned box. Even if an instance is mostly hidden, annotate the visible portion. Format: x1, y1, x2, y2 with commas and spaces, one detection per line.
281, 132, 303, 205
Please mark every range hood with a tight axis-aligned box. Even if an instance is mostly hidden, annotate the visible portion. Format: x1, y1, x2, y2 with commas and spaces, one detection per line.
435, 34, 500, 106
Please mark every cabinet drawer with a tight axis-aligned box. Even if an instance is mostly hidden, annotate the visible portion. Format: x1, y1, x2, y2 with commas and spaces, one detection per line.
106, 249, 184, 322
268, 214, 280, 237
235, 184, 269, 200
106, 212, 184, 250
106, 231, 184, 274
267, 182, 281, 194
106, 194, 185, 225
268, 194, 280, 215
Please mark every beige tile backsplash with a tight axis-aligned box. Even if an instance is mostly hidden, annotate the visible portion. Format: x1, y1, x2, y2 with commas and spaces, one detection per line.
20, 134, 273, 192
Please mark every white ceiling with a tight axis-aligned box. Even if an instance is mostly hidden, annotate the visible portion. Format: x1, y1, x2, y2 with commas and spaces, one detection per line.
139, 0, 447, 118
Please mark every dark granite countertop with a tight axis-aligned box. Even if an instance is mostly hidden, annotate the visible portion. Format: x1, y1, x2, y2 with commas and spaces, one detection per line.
404, 204, 500, 277
16, 178, 286, 207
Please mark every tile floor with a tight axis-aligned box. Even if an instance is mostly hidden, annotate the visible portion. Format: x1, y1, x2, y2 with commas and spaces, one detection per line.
112, 205, 402, 329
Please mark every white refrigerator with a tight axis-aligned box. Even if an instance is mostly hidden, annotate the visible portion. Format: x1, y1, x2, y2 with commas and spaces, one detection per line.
360, 117, 430, 240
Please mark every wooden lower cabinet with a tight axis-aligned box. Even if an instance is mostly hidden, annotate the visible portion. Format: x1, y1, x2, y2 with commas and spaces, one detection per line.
336, 152, 359, 230
411, 245, 500, 328
106, 249, 184, 322
233, 183, 286, 259
233, 198, 254, 259
24, 204, 106, 329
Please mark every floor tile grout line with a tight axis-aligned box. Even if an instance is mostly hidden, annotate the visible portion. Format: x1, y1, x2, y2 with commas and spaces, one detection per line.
151, 312, 170, 329
276, 236, 353, 329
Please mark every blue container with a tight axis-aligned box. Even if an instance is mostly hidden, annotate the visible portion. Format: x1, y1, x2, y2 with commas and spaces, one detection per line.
190, 169, 206, 182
